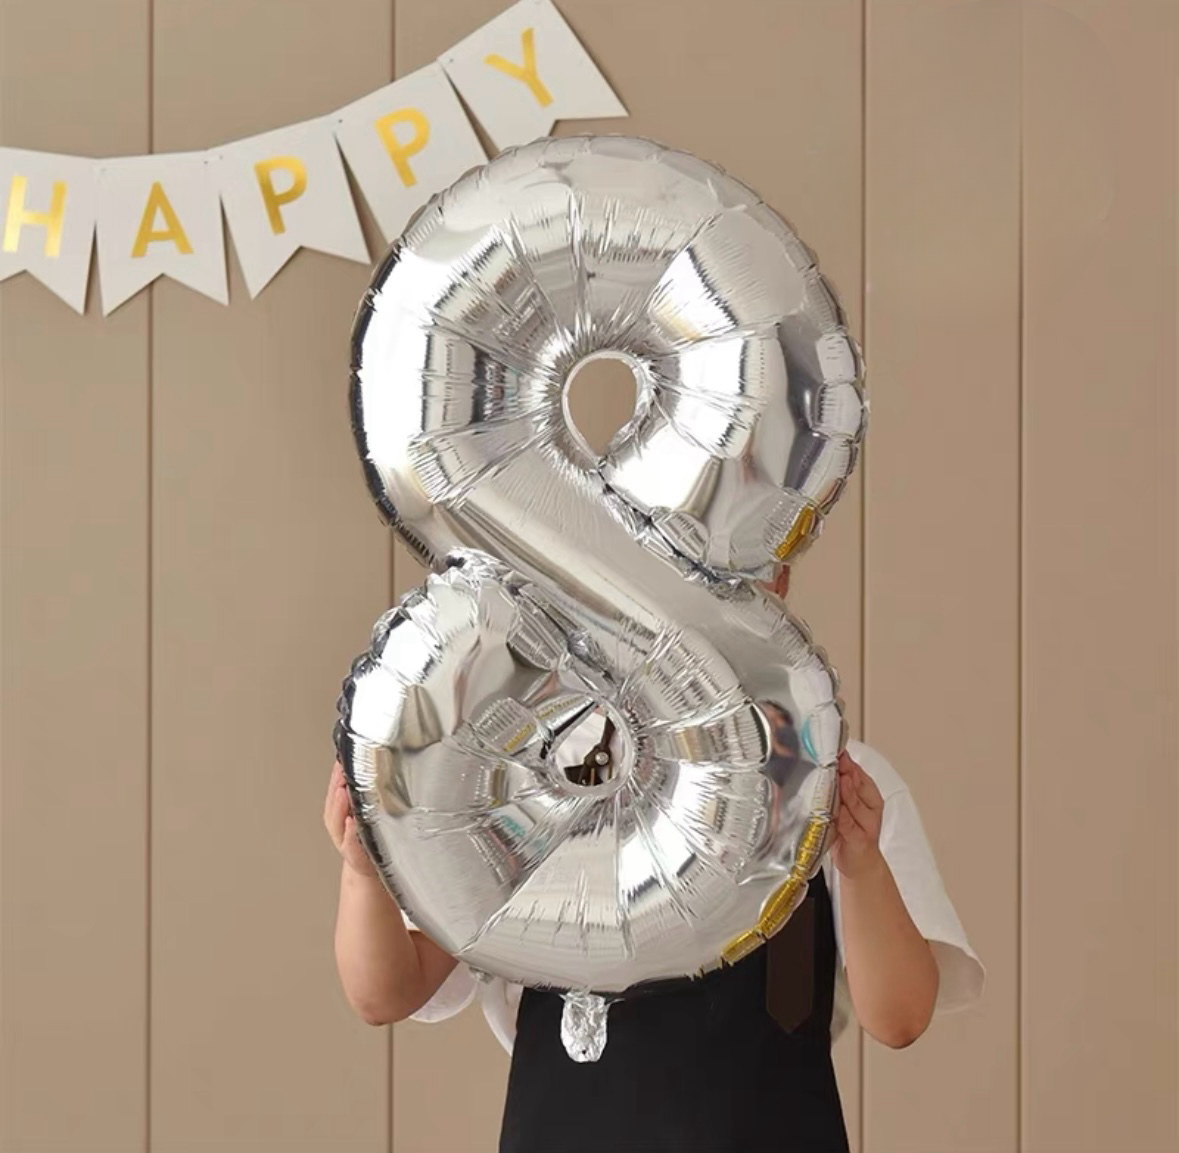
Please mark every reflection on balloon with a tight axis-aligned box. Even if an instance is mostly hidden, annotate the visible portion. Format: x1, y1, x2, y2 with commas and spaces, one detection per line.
336, 135, 866, 1061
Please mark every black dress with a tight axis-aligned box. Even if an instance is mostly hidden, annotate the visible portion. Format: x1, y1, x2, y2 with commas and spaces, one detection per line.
498, 869, 849, 1153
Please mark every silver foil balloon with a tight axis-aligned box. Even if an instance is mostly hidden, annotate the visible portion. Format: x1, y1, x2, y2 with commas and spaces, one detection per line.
336, 135, 866, 1061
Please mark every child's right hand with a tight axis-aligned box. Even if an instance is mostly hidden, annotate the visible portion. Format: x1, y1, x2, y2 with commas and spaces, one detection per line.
324, 760, 378, 879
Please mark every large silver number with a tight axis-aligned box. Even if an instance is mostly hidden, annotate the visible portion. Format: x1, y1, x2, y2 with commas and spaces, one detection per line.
336, 136, 866, 1060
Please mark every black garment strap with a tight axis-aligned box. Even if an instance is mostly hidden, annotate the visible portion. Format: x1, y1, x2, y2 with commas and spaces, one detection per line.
765, 890, 816, 1033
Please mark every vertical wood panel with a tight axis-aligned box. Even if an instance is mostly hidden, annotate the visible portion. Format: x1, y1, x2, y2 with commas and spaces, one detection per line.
390, 2, 864, 1149
0, 2, 150, 1150
1022, 3, 1177, 1149
863, 3, 1021, 1149
149, 1, 393, 1149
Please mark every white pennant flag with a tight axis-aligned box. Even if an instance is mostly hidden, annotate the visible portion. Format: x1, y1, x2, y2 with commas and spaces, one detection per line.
334, 63, 486, 244
440, 0, 626, 150
95, 153, 227, 315
0, 150, 96, 313
215, 119, 368, 297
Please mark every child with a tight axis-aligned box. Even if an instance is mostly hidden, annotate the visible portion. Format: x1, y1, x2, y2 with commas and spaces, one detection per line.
325, 566, 983, 1152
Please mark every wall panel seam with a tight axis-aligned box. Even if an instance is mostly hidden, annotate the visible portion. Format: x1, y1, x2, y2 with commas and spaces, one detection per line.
388, 6, 398, 1152
146, 0, 156, 1149
1016, 3, 1025, 1149
857, 0, 868, 1148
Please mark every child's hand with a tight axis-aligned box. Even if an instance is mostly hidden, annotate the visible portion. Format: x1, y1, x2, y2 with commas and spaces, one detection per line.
324, 761, 378, 879
831, 750, 885, 880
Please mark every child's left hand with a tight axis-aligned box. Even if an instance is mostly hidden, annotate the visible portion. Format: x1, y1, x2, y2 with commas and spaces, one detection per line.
831, 750, 885, 879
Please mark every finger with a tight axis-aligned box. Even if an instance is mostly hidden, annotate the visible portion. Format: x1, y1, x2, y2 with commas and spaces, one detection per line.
327, 763, 348, 812
344, 814, 366, 856
839, 767, 861, 802
340, 783, 357, 825
839, 773, 874, 833
855, 769, 884, 812
328, 786, 350, 845
839, 752, 882, 812
841, 754, 881, 809
835, 803, 860, 845
837, 755, 859, 793
324, 769, 341, 825
325, 787, 343, 842
840, 756, 864, 794
838, 773, 861, 824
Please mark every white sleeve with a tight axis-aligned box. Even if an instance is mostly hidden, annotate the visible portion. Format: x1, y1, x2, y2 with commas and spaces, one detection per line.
401, 911, 479, 1023
832, 742, 985, 1017
875, 787, 985, 1015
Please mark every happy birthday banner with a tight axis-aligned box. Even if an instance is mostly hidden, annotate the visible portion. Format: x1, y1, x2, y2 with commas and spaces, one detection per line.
0, 0, 626, 315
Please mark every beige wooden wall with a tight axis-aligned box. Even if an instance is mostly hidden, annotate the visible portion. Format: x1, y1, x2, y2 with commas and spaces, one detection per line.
1, 1, 1175, 1151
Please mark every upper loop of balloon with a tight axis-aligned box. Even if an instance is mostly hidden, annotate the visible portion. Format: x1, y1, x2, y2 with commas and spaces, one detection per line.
337, 134, 866, 1058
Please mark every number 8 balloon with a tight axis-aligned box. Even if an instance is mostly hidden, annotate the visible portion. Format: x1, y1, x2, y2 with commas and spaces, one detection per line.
336, 136, 866, 1062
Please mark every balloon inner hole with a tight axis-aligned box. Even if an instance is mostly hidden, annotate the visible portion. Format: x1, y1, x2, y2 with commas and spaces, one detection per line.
562, 353, 641, 457
556, 708, 620, 788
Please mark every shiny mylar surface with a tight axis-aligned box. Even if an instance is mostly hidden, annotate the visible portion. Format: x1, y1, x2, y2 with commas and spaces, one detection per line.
336, 136, 865, 1051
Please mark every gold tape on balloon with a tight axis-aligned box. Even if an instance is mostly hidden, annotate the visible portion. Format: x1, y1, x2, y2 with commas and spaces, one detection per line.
720, 815, 831, 965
